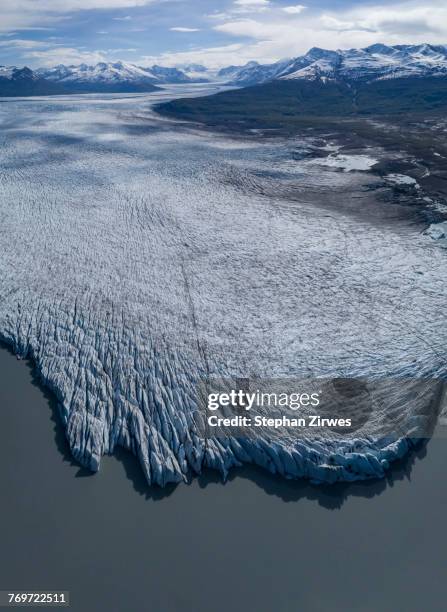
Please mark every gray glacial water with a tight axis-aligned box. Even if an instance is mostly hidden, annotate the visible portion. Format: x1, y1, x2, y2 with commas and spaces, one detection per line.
1, 344, 447, 612
0, 86, 446, 485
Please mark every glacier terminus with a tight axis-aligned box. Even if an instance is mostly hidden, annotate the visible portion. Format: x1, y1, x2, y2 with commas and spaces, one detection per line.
0, 85, 446, 488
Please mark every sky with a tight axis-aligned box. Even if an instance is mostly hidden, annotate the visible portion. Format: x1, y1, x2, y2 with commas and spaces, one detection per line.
1, 0, 447, 69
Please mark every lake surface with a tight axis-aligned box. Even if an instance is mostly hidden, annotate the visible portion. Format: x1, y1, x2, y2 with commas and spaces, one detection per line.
1, 343, 447, 612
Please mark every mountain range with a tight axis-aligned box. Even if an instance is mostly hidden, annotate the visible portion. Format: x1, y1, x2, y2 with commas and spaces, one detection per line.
0, 60, 212, 96
35, 61, 214, 89
156, 43, 447, 129
0, 66, 67, 96
1, 44, 447, 96
220, 43, 447, 85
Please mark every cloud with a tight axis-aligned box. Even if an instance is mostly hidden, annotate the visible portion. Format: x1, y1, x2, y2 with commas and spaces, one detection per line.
0, 38, 53, 49
209, 0, 447, 65
345, 4, 447, 35
319, 15, 370, 33
4, 0, 447, 70
24, 46, 108, 66
113, 15, 132, 21
234, 0, 269, 5
140, 43, 249, 70
0, 1, 156, 32
0, 35, 113, 66
137, 1, 447, 71
207, 12, 232, 21
105, 47, 136, 52
214, 19, 276, 39
282, 5, 306, 15
0, 14, 64, 33
14, 1, 153, 11
232, 0, 270, 15
170, 27, 200, 32
101, 3, 447, 68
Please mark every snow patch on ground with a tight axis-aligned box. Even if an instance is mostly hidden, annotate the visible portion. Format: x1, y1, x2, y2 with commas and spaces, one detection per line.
424, 221, 447, 248
309, 154, 378, 172
385, 174, 420, 187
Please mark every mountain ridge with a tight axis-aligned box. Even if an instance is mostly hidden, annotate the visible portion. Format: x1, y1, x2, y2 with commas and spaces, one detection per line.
155, 74, 447, 131
224, 43, 447, 86
2, 43, 447, 97
0, 60, 209, 96
36, 60, 206, 88
0, 65, 67, 96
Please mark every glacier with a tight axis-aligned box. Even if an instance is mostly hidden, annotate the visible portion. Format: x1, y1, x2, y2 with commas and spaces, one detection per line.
0, 87, 446, 487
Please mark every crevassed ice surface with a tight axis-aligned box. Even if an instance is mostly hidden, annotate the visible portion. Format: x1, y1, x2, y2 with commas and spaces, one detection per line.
0, 87, 446, 485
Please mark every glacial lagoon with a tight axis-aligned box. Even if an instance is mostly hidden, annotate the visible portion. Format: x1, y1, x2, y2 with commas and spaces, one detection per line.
1, 343, 447, 611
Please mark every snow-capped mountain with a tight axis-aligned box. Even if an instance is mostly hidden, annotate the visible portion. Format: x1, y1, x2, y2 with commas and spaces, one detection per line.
0, 66, 17, 79
149, 65, 193, 83
3, 43, 447, 97
225, 44, 447, 86
0, 65, 37, 81
217, 61, 259, 81
217, 59, 293, 86
158, 42, 447, 126
1, 60, 215, 96
37, 60, 211, 90
176, 64, 211, 82
36, 61, 161, 92
0, 65, 66, 96
32, 44, 447, 92
38, 61, 157, 83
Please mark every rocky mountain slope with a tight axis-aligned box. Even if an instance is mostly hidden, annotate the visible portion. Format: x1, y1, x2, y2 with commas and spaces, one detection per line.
3, 44, 447, 97
0, 66, 66, 96
36, 60, 207, 90
157, 44, 447, 130
224, 44, 447, 86
0, 61, 209, 96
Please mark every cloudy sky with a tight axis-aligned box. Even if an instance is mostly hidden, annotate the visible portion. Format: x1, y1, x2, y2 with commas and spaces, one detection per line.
1, 0, 447, 68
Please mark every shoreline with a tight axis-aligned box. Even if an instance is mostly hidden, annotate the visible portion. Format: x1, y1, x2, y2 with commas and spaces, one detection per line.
2, 339, 447, 612
1, 91, 446, 490
0, 339, 442, 498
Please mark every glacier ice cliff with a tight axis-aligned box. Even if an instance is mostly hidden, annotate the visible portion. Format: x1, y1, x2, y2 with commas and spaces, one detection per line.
0, 90, 446, 486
